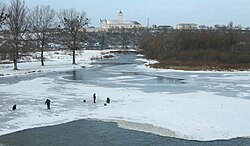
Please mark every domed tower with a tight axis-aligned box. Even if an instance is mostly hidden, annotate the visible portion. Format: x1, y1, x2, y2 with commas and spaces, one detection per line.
117, 10, 124, 21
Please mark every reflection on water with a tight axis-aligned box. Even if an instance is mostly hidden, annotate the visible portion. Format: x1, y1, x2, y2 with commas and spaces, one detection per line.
72, 70, 76, 80
156, 75, 185, 84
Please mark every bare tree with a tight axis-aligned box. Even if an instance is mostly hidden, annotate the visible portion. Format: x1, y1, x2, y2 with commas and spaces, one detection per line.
6, 0, 28, 70
58, 8, 89, 64
29, 5, 56, 66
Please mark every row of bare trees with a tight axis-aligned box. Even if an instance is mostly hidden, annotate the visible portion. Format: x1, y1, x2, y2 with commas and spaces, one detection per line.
0, 0, 89, 70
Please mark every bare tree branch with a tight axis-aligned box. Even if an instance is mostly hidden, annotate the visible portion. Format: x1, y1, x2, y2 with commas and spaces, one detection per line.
58, 8, 89, 64
6, 0, 28, 70
0, 2, 8, 28
28, 5, 56, 66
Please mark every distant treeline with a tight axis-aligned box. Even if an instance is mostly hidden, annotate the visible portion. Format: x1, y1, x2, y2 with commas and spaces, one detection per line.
139, 29, 250, 70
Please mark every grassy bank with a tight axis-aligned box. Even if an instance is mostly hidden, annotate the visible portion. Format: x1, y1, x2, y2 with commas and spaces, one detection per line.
140, 29, 250, 71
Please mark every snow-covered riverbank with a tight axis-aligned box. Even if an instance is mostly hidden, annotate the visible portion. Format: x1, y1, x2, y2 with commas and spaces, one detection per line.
1, 49, 250, 141
0, 50, 102, 77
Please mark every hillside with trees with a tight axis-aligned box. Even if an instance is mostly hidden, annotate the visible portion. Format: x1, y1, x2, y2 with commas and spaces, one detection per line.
140, 28, 250, 71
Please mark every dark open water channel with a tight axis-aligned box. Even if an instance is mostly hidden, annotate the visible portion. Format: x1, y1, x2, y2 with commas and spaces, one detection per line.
0, 119, 249, 146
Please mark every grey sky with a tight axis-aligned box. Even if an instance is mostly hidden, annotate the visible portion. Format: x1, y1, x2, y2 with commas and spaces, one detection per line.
2, 0, 250, 27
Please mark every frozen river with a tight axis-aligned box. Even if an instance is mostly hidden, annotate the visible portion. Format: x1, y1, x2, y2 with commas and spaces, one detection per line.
63, 53, 250, 98
1, 51, 250, 143
2, 53, 250, 98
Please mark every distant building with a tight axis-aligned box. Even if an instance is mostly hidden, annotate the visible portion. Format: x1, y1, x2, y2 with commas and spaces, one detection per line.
151, 25, 173, 30
214, 24, 227, 30
232, 25, 242, 30
85, 26, 99, 32
214, 24, 244, 30
157, 25, 174, 30
199, 25, 212, 30
176, 23, 198, 30
99, 10, 141, 31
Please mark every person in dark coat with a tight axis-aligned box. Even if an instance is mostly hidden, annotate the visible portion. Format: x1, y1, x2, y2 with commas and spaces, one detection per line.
12, 105, 16, 110
45, 99, 51, 109
93, 93, 96, 103
106, 97, 110, 104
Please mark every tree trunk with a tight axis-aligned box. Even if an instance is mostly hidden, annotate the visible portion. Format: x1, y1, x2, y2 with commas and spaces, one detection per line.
41, 49, 44, 66
13, 59, 18, 70
72, 48, 76, 64
13, 42, 18, 70
41, 38, 45, 66
72, 40, 76, 64
13, 51, 18, 70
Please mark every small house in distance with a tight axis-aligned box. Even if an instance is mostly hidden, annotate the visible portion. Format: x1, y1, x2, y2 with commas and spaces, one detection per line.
176, 23, 198, 30
99, 10, 141, 31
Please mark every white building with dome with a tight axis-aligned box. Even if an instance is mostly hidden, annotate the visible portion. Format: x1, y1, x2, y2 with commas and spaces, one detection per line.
99, 10, 141, 31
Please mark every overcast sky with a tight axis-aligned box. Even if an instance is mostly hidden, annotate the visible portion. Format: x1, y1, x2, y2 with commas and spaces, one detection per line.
2, 0, 250, 27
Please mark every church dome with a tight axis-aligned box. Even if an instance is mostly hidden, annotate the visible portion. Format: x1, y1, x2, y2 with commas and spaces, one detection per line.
118, 10, 123, 14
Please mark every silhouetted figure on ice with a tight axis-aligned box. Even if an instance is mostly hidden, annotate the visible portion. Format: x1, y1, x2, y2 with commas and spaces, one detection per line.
93, 93, 96, 103
106, 97, 110, 104
45, 99, 51, 109
12, 105, 16, 110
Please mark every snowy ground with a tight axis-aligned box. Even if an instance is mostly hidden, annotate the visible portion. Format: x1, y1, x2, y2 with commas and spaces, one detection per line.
1, 50, 250, 141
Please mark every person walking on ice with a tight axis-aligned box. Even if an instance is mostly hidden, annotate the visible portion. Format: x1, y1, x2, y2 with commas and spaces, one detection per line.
12, 104, 17, 110
45, 99, 51, 109
106, 97, 110, 104
93, 93, 96, 103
